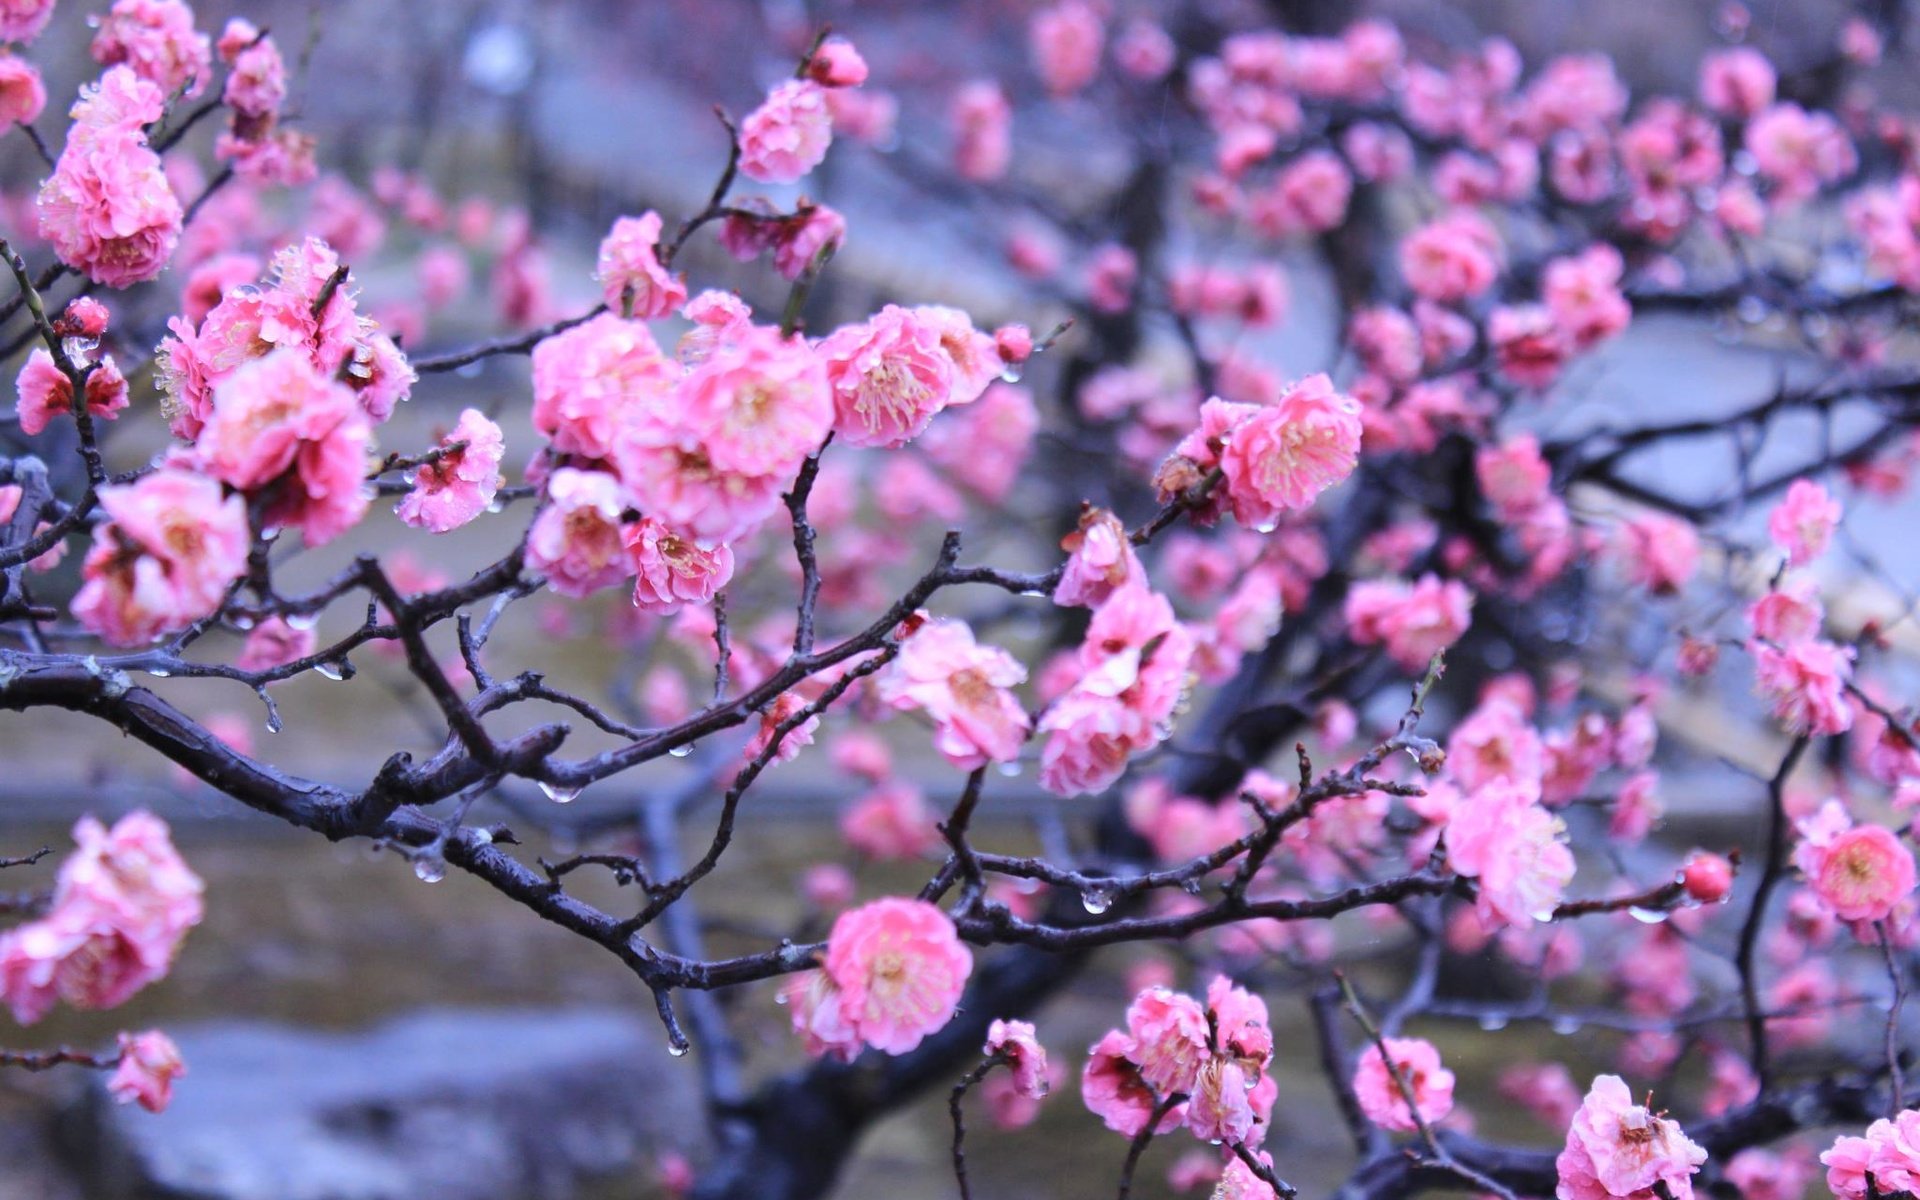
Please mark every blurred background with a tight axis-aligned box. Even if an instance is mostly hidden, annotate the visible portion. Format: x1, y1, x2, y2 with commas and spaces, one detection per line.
1, 1, 1914, 1197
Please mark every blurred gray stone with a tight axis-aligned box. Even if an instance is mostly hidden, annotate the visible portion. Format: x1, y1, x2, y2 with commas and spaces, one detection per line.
69, 1007, 704, 1200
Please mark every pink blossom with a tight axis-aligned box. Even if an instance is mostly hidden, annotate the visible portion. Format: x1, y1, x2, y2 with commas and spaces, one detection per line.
180, 252, 262, 325
1824, 1113, 1920, 1200
842, 783, 937, 861
782, 969, 861, 1062
1501, 1062, 1583, 1126
1447, 698, 1544, 795
745, 690, 819, 767
220, 21, 285, 119
818, 305, 961, 448
1252, 151, 1353, 238
236, 616, 316, 673
1490, 304, 1572, 389
72, 469, 248, 646
1344, 122, 1415, 182
1083, 1029, 1166, 1136
1446, 781, 1574, 928
1700, 48, 1775, 118
920, 382, 1037, 502
526, 468, 633, 598
0, 812, 205, 1024
107, 1029, 185, 1113
822, 897, 972, 1055
951, 81, 1012, 181
1747, 577, 1824, 645
1681, 852, 1736, 903
0, 52, 45, 124
624, 518, 734, 613
1037, 692, 1145, 797
1400, 211, 1501, 303
596, 212, 686, 318
0, 486, 65, 572
1746, 103, 1856, 203
15, 349, 128, 435
1056, 506, 1142, 607
1113, 19, 1175, 80
1087, 243, 1138, 314
1349, 308, 1422, 385
0, 0, 54, 43
985, 1018, 1051, 1099
1767, 479, 1841, 566
195, 349, 371, 546
877, 618, 1031, 770
36, 71, 183, 288
1217, 1150, 1286, 1199
739, 79, 833, 184
1614, 513, 1699, 595
1752, 638, 1855, 736
1477, 434, 1552, 519
1217, 374, 1363, 528
90, 0, 212, 98
770, 205, 845, 280
1344, 574, 1474, 672
1555, 1075, 1707, 1200
1545, 245, 1632, 350
1354, 1037, 1455, 1132
530, 313, 673, 461
396, 408, 505, 533
1521, 53, 1627, 138
1806, 824, 1916, 922
1030, 1, 1103, 97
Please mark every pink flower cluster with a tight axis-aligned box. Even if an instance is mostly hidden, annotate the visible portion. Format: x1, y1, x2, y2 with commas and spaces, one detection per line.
1446, 780, 1575, 930
0, 812, 204, 1024
14, 347, 129, 435
1556, 1075, 1707, 1200
159, 237, 414, 440
90, 0, 211, 98
1163, 376, 1363, 531
37, 66, 184, 287
1082, 976, 1275, 1146
784, 897, 972, 1060
818, 304, 998, 448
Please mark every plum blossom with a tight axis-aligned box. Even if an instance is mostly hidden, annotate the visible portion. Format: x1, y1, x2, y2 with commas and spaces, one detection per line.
952, 81, 1012, 181
877, 617, 1030, 770
1555, 1075, 1707, 1200
739, 80, 833, 184
1400, 210, 1501, 302
1030, 1, 1103, 96
1056, 506, 1142, 607
1447, 781, 1575, 928
624, 518, 734, 613
14, 348, 129, 435
841, 783, 937, 861
72, 469, 248, 646
530, 313, 672, 461
1217, 374, 1363, 528
395, 408, 505, 533
1824, 1112, 1920, 1200
596, 212, 686, 318
1080, 976, 1274, 1145
37, 68, 183, 287
818, 305, 963, 448
1344, 574, 1474, 672
236, 616, 316, 673
107, 1030, 185, 1113
808, 897, 972, 1056
1614, 513, 1698, 596
526, 468, 632, 598
1795, 807, 1916, 923
0, 0, 55, 43
985, 1019, 1051, 1100
0, 812, 204, 1025
0, 52, 45, 124
90, 0, 212, 98
1752, 638, 1855, 736
1354, 1037, 1455, 1132
1767, 479, 1841, 566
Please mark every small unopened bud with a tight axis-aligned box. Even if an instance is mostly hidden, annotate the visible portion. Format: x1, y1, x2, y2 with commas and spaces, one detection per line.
1676, 635, 1720, 678
1681, 852, 1734, 903
994, 323, 1033, 365
1151, 454, 1206, 503
53, 296, 110, 339
806, 38, 868, 88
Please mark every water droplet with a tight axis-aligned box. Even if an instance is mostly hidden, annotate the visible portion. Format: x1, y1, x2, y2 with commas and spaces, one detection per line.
413, 855, 447, 883
1478, 1013, 1509, 1032
470, 828, 494, 846
668, 744, 694, 758
1252, 520, 1279, 534
996, 760, 1022, 777
1081, 887, 1113, 915
773, 990, 789, 1005
539, 781, 581, 804
286, 612, 318, 631
486, 498, 506, 514
148, 667, 171, 678
667, 1041, 690, 1058
999, 363, 1024, 383
314, 661, 345, 681
1551, 1016, 1581, 1036
1736, 296, 1768, 325
1628, 906, 1669, 924
264, 712, 284, 734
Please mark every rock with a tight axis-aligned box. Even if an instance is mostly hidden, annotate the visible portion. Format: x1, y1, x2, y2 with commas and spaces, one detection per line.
68, 1007, 705, 1200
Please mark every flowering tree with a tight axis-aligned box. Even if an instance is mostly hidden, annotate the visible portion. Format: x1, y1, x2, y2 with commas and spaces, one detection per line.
3, 1, 1920, 1198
